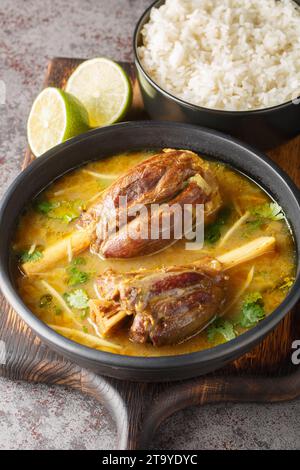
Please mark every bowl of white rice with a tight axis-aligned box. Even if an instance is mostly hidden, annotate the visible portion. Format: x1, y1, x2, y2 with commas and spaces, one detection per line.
134, 0, 300, 149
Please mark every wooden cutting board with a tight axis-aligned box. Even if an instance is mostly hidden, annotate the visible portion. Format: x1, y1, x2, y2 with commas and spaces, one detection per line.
1, 58, 300, 450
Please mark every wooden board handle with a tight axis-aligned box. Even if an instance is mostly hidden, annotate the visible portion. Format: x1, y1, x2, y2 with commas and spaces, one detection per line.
2, 360, 300, 450
83, 367, 300, 449
1, 301, 300, 449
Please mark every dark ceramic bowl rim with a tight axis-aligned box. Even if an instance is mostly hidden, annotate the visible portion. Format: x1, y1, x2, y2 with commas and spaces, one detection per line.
133, 0, 300, 116
0, 121, 300, 374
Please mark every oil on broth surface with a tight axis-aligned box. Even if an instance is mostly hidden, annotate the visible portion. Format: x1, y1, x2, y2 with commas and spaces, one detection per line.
14, 151, 296, 356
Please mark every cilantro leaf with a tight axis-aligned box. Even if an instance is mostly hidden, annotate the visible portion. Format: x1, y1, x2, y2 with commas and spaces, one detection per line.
49, 200, 85, 223
35, 200, 59, 215
35, 199, 86, 223
245, 218, 263, 232
251, 202, 284, 221
71, 257, 86, 266
205, 223, 222, 244
207, 318, 236, 343
243, 202, 285, 235
67, 267, 89, 286
64, 289, 89, 309
237, 292, 265, 328
205, 206, 231, 244
20, 249, 43, 263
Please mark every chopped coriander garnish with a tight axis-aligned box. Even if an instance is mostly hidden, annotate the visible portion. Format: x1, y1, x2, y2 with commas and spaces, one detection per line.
67, 257, 89, 286
236, 292, 265, 328
71, 257, 86, 266
243, 202, 284, 235
50, 200, 85, 223
207, 318, 236, 343
67, 267, 89, 286
35, 200, 59, 215
64, 289, 89, 309
245, 218, 264, 232
205, 206, 231, 244
82, 326, 89, 334
207, 293, 266, 343
205, 224, 222, 244
20, 249, 43, 263
251, 202, 284, 222
34, 199, 86, 224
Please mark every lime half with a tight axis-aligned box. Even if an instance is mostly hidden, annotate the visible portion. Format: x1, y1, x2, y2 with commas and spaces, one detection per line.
27, 87, 90, 157
65, 58, 132, 127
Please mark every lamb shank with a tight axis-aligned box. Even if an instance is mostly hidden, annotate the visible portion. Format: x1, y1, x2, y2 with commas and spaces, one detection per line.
82, 148, 221, 259
89, 237, 276, 346
90, 258, 227, 346
22, 149, 221, 275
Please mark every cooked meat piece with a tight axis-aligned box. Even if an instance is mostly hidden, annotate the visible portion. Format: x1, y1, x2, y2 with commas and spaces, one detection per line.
100, 179, 210, 258
91, 257, 228, 345
80, 149, 222, 259
22, 149, 222, 276
90, 237, 276, 345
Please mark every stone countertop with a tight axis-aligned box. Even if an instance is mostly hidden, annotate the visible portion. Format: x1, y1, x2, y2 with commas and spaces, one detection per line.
0, 0, 299, 450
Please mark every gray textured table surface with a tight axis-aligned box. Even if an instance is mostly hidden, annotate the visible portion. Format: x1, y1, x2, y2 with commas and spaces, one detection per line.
0, 0, 299, 450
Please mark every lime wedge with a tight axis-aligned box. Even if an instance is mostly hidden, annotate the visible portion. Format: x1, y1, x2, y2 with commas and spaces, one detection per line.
65, 58, 132, 127
27, 87, 90, 157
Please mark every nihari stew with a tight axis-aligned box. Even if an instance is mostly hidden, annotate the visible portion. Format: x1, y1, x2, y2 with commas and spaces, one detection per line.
13, 149, 296, 356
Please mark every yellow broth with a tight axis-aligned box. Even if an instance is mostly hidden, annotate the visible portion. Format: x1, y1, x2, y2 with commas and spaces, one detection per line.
13, 151, 296, 356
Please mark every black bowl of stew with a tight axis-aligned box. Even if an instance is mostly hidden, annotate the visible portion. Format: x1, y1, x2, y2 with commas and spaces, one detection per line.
134, 0, 300, 150
0, 121, 299, 381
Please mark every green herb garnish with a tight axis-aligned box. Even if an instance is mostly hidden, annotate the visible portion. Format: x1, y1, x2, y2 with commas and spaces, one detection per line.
205, 224, 222, 244
243, 202, 285, 235
35, 200, 59, 215
205, 206, 231, 244
20, 249, 43, 263
207, 318, 236, 343
71, 257, 86, 266
251, 202, 284, 222
67, 257, 89, 286
64, 289, 89, 309
35, 199, 86, 223
67, 267, 89, 286
237, 292, 265, 328
245, 218, 264, 232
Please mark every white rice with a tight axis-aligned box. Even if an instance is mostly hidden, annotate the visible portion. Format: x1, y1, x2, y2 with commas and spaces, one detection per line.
138, 0, 300, 111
